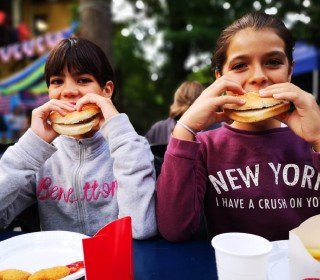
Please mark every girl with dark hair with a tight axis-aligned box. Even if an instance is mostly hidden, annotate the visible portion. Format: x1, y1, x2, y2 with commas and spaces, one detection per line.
0, 37, 157, 239
157, 12, 320, 242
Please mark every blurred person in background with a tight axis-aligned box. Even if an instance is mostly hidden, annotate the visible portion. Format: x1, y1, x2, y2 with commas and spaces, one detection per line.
7, 105, 27, 142
146, 81, 220, 145
0, 112, 8, 143
0, 11, 18, 47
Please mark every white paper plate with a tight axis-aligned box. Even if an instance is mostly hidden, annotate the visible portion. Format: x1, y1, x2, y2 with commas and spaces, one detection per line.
267, 240, 289, 280
0, 231, 88, 279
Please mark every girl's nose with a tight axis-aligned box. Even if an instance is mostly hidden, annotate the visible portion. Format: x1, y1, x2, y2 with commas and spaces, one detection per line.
61, 83, 80, 99
248, 66, 267, 87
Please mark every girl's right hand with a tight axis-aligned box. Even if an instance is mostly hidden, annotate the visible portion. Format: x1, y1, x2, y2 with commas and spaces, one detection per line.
31, 100, 75, 143
173, 74, 246, 140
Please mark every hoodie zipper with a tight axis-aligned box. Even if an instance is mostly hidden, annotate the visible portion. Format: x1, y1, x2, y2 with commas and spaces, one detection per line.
74, 141, 87, 234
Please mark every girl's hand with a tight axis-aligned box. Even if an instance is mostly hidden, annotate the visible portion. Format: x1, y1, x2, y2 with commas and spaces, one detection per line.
260, 83, 320, 151
174, 74, 246, 140
31, 100, 75, 143
74, 93, 119, 127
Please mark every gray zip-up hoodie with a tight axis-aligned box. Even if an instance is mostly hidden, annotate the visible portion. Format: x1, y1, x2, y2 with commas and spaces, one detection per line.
0, 114, 157, 239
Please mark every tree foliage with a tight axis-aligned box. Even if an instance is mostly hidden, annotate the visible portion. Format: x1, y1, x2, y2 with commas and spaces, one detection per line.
112, 28, 161, 133
114, 0, 320, 133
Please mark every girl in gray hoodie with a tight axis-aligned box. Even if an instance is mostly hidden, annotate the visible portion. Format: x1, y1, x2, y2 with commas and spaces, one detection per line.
0, 38, 157, 239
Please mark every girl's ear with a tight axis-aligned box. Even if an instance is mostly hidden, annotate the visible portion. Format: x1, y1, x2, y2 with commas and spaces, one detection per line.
103, 81, 114, 98
215, 70, 222, 79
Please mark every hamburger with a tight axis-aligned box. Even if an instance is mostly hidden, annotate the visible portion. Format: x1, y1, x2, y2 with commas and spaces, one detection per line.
223, 92, 290, 123
49, 104, 101, 136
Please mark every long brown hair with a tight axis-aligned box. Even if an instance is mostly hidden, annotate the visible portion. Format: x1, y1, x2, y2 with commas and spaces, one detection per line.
212, 12, 295, 75
169, 81, 205, 119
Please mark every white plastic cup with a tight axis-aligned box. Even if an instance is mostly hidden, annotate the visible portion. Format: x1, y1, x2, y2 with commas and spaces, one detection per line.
211, 232, 273, 280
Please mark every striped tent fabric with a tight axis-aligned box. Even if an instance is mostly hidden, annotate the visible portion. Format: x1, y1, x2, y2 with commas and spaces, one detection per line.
33, 94, 49, 108
20, 92, 49, 111
0, 55, 47, 96
0, 95, 11, 114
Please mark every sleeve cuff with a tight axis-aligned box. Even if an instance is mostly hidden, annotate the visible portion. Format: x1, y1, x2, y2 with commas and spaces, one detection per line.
167, 135, 200, 160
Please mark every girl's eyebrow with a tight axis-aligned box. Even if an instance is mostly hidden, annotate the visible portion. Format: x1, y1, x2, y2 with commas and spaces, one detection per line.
263, 50, 286, 58
227, 54, 250, 64
228, 50, 286, 64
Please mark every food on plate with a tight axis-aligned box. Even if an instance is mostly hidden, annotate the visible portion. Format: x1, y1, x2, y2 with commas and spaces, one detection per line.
306, 247, 320, 261
0, 269, 31, 280
49, 104, 101, 136
223, 91, 290, 123
0, 261, 84, 280
28, 266, 70, 280
66, 261, 84, 274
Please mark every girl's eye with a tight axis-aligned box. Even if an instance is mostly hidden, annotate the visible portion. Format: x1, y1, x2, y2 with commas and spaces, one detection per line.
50, 79, 63, 85
267, 59, 283, 67
78, 78, 92, 84
231, 63, 247, 71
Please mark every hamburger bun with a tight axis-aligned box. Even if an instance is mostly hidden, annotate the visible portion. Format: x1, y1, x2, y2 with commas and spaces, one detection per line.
223, 92, 290, 123
49, 104, 101, 136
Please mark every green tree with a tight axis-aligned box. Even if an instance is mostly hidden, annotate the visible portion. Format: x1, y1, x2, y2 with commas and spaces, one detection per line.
112, 28, 161, 133
124, 0, 319, 132
80, 0, 320, 133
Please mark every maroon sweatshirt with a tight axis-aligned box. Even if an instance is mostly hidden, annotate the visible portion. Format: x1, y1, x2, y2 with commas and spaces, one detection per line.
156, 124, 320, 242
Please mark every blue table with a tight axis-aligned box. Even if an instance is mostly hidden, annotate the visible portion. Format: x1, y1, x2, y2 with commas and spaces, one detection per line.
0, 231, 218, 280
134, 238, 218, 280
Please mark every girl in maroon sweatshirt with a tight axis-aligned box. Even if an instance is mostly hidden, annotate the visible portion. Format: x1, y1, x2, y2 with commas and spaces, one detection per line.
156, 12, 320, 242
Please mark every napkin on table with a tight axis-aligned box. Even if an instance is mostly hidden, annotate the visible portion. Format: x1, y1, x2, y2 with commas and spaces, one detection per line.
289, 214, 320, 280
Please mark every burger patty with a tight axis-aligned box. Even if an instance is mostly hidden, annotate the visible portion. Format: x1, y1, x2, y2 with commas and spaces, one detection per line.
73, 113, 100, 125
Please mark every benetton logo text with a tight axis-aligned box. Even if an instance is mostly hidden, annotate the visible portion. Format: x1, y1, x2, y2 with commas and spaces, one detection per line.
36, 177, 117, 203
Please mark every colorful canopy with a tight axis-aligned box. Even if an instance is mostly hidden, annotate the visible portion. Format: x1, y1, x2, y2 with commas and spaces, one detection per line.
0, 53, 48, 95
0, 22, 78, 96
293, 42, 320, 75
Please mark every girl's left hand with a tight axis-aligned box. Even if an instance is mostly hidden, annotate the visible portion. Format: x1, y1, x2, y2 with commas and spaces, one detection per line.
74, 93, 119, 127
260, 83, 320, 151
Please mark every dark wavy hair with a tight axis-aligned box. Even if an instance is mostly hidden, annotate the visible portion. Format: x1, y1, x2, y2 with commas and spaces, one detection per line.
45, 37, 116, 99
212, 12, 295, 74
